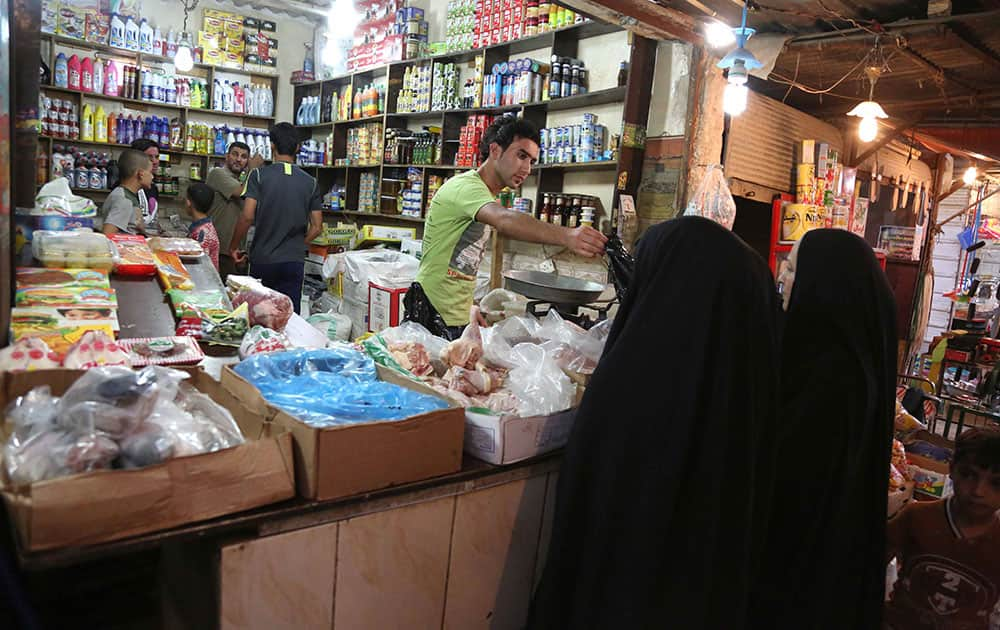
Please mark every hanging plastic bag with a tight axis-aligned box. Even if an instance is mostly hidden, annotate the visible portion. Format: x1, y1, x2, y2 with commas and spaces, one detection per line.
683, 163, 737, 229
605, 233, 635, 303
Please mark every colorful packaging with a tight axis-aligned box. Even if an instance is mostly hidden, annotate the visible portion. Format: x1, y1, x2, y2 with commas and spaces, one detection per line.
109, 233, 157, 276
0, 338, 62, 371
62, 330, 131, 369
15, 285, 117, 308
15, 267, 109, 288
153, 251, 195, 290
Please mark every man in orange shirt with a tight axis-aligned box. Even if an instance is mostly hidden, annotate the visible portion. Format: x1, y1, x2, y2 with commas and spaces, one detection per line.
886, 428, 1000, 629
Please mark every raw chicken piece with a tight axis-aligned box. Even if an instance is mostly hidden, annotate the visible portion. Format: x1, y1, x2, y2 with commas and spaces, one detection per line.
389, 342, 433, 377
440, 309, 483, 369
425, 377, 475, 407
481, 390, 521, 414
442, 366, 492, 396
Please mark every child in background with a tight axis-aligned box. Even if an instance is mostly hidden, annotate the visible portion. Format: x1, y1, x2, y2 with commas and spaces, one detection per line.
101, 149, 153, 235
885, 427, 1000, 629
186, 183, 220, 270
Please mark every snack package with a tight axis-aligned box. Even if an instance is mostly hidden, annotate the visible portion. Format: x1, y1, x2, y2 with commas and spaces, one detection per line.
889, 464, 907, 490
154, 251, 195, 290
16, 267, 110, 288
146, 237, 205, 257
232, 284, 293, 331
12, 306, 119, 331
167, 289, 231, 318
15, 284, 117, 308
177, 303, 249, 347
10, 312, 116, 358
0, 338, 61, 371
239, 325, 292, 359
32, 230, 116, 269
62, 330, 131, 369
683, 164, 737, 229
108, 234, 157, 276
118, 337, 206, 366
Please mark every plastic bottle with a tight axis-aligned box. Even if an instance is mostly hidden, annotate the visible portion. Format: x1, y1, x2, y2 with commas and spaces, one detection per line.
152, 26, 163, 56
236, 129, 246, 145
89, 165, 102, 190
226, 127, 237, 148
67, 54, 81, 90
214, 126, 226, 155
125, 16, 140, 51
212, 79, 222, 111
296, 97, 308, 125
104, 60, 118, 96
131, 115, 142, 144
109, 111, 119, 143
81, 104, 94, 141
139, 69, 150, 100
225, 81, 235, 112
233, 82, 244, 114
110, 14, 126, 49
54, 53, 68, 87
139, 18, 153, 53
80, 57, 93, 92
94, 105, 107, 142
92, 59, 103, 97
125, 114, 134, 144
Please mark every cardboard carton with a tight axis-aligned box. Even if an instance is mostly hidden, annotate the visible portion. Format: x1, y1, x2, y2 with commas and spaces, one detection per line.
464, 407, 576, 466
221, 364, 464, 501
0, 368, 295, 551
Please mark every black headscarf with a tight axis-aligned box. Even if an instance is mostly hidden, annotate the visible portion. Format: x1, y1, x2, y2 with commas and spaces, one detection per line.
528, 216, 781, 629
750, 229, 896, 629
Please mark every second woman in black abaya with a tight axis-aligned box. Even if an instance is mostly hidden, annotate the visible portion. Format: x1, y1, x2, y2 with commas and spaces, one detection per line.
750, 229, 897, 629
528, 216, 782, 629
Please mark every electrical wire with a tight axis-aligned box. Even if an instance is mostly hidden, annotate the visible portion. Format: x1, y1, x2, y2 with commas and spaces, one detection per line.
768, 53, 870, 95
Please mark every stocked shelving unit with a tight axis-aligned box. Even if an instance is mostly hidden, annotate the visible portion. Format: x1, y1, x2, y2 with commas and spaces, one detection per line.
38, 32, 279, 200
293, 19, 627, 229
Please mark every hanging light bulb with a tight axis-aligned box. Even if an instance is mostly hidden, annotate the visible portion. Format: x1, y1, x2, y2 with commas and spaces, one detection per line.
964, 165, 978, 186
705, 20, 736, 48
857, 115, 879, 142
322, 37, 343, 67
327, 0, 361, 40
174, 33, 194, 72
846, 50, 889, 143
716, 2, 760, 118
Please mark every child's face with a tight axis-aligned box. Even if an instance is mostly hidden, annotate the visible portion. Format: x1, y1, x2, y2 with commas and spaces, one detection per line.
951, 461, 1000, 519
138, 167, 153, 188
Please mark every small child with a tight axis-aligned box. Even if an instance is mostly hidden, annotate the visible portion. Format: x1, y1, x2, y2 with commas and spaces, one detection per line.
186, 183, 220, 270
885, 427, 1000, 629
101, 149, 153, 236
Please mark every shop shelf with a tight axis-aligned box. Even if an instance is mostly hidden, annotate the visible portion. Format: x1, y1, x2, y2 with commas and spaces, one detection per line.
296, 121, 335, 129
386, 110, 443, 119
40, 136, 213, 160
42, 85, 275, 121
338, 113, 387, 125
384, 163, 468, 170
543, 86, 627, 111
533, 161, 618, 171
326, 209, 425, 223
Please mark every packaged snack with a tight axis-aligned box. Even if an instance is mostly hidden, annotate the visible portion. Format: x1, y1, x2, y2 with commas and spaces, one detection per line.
118, 337, 205, 366
16, 267, 110, 288
147, 237, 205, 257
166, 289, 230, 318
153, 251, 195, 290
177, 304, 249, 347
12, 306, 119, 331
15, 285, 117, 308
32, 231, 116, 269
108, 234, 157, 276
0, 338, 61, 371
62, 330, 131, 369
239, 325, 291, 359
11, 308, 117, 357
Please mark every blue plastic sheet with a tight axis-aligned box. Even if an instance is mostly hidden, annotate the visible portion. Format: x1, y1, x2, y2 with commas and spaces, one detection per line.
233, 347, 449, 427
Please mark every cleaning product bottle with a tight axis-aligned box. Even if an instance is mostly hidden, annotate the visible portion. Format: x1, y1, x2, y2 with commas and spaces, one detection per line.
125, 16, 140, 51
140, 69, 151, 100
108, 111, 117, 143
92, 58, 103, 96
104, 59, 118, 96
225, 81, 235, 112
226, 127, 236, 150
212, 79, 222, 111
233, 82, 244, 114
296, 97, 308, 125
67, 54, 81, 90
94, 105, 107, 142
54, 52, 68, 87
236, 129, 246, 145
131, 115, 142, 144
110, 13, 126, 49
81, 104, 94, 141
214, 125, 226, 155
152, 26, 163, 56
139, 18, 153, 53
80, 56, 93, 92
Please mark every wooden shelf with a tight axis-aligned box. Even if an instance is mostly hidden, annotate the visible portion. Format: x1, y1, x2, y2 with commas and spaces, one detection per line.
41, 85, 275, 121
327, 209, 425, 223
383, 163, 467, 170
40, 135, 217, 160
533, 161, 618, 172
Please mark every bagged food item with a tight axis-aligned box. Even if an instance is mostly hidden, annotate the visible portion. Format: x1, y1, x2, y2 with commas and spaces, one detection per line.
32, 230, 116, 269
0, 338, 61, 371
239, 325, 291, 359
16, 267, 109, 288
177, 303, 250, 347
62, 330, 131, 369
506, 343, 576, 417
479, 288, 526, 324
232, 284, 293, 331
440, 308, 484, 370
368, 322, 449, 377
147, 237, 205, 257
891, 439, 912, 481
889, 464, 907, 491
167, 289, 231, 318
34, 179, 98, 218
4, 428, 120, 485
118, 337, 205, 366
536, 309, 605, 375
15, 284, 117, 308
153, 250, 195, 290
108, 233, 157, 276
306, 312, 353, 343
683, 164, 737, 229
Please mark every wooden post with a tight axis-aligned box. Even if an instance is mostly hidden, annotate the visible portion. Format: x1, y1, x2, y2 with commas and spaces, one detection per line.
612, 33, 657, 224
490, 231, 504, 290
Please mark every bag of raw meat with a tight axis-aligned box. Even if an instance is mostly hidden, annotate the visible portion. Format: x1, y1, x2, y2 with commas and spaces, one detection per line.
239, 325, 292, 359
232, 284, 293, 331
683, 163, 737, 229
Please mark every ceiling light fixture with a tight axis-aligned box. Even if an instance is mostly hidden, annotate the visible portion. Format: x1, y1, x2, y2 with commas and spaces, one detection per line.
174, 0, 199, 73
964, 165, 978, 186
705, 20, 736, 49
846, 45, 889, 143
716, 1, 760, 117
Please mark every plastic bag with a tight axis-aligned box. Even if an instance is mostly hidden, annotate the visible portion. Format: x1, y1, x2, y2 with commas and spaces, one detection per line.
144, 386, 244, 457
683, 164, 737, 229
340, 249, 420, 304
307, 312, 353, 343
239, 325, 292, 359
380, 322, 449, 375
178, 303, 250, 347
167, 289, 231, 318
146, 237, 204, 257
232, 284, 293, 331
34, 179, 98, 218
233, 347, 448, 427
402, 282, 454, 340
153, 251, 195, 290
481, 316, 542, 369
62, 330, 131, 369
536, 310, 605, 375
0, 337, 61, 371
605, 233, 635, 303
479, 288, 527, 324
4, 428, 119, 485
440, 310, 484, 369
506, 343, 575, 417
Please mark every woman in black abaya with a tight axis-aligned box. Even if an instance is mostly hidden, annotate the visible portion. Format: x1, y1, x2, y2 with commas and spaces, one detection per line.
528, 216, 782, 629
750, 229, 896, 629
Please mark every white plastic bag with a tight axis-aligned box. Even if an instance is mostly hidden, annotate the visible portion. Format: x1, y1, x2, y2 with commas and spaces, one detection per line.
683, 163, 737, 229
507, 343, 575, 417
341, 250, 420, 304
307, 312, 353, 343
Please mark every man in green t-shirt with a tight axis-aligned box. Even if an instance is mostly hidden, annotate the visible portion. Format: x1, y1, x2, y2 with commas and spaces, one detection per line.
408, 116, 607, 339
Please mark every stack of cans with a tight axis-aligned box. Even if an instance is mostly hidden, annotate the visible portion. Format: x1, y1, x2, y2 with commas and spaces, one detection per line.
539, 113, 607, 165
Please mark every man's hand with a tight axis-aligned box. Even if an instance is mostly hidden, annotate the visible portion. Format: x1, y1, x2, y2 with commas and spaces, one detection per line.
247, 154, 265, 170
231, 249, 247, 265
564, 226, 608, 258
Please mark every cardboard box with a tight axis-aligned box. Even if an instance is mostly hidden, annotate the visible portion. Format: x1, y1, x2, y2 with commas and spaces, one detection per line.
0, 369, 296, 551
907, 452, 951, 498
356, 224, 417, 245
368, 282, 408, 332
464, 408, 576, 465
888, 481, 914, 520
221, 364, 465, 501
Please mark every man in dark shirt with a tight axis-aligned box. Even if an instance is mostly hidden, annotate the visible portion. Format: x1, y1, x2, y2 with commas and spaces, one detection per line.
229, 122, 323, 313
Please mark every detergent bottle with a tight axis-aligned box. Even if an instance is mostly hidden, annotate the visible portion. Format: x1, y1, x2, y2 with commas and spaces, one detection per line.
80, 56, 93, 92
92, 58, 103, 96
94, 105, 107, 142
54, 52, 68, 87
109, 13, 126, 48
67, 54, 81, 90
80, 104, 94, 141
124, 16, 140, 51
104, 59, 119, 96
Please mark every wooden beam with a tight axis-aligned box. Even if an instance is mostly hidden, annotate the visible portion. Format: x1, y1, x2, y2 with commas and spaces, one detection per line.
895, 41, 981, 95
943, 24, 1000, 73
938, 178, 968, 203
849, 118, 923, 167
559, 0, 702, 43
936, 186, 1000, 228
